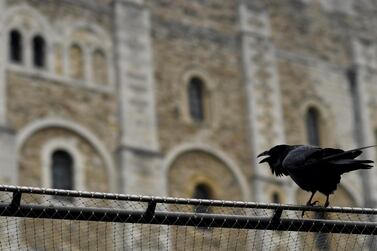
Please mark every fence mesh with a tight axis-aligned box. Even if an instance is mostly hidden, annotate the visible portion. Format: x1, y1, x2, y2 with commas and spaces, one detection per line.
0, 185, 376, 250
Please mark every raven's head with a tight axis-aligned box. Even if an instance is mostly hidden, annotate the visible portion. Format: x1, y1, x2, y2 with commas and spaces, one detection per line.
257, 145, 295, 176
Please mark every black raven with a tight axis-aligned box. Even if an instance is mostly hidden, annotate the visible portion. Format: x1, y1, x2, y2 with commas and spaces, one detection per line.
257, 145, 374, 209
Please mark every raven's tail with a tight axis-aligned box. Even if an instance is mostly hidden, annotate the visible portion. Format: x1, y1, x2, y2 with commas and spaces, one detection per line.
324, 145, 377, 161
330, 159, 374, 174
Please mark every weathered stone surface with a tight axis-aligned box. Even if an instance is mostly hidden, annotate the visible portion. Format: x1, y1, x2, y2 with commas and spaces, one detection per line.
150, 1, 253, 181
7, 72, 118, 151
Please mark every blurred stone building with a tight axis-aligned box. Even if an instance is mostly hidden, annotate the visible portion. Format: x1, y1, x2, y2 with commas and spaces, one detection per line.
0, 0, 377, 249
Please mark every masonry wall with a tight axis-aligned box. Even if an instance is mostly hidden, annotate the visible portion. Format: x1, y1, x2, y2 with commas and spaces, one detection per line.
147, 0, 253, 200
3, 0, 119, 192
0, 0, 375, 218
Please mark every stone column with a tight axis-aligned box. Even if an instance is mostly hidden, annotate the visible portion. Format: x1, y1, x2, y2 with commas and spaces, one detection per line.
238, 3, 296, 250
238, 2, 287, 202
351, 39, 377, 208
0, 1, 17, 186
113, 0, 161, 194
113, 1, 166, 249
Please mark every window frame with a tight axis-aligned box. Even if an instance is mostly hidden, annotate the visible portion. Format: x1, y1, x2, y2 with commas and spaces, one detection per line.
41, 138, 85, 194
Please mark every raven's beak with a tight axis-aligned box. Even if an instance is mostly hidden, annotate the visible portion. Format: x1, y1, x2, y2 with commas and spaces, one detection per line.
257, 151, 269, 158
257, 151, 270, 164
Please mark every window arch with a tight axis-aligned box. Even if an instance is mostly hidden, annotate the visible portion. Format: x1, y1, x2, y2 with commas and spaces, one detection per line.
32, 35, 46, 68
306, 107, 321, 146
192, 183, 212, 214
188, 77, 206, 122
51, 150, 74, 191
69, 44, 84, 80
92, 49, 108, 85
9, 30, 23, 64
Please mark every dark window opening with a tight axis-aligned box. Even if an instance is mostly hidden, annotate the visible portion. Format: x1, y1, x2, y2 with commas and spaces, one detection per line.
51, 150, 74, 201
193, 183, 212, 214
9, 30, 23, 63
306, 107, 321, 146
33, 35, 46, 68
272, 192, 281, 204
188, 77, 205, 122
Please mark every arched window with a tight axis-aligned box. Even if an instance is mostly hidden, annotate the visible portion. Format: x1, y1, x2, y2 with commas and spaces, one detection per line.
69, 44, 84, 80
188, 77, 205, 122
92, 49, 108, 85
272, 192, 281, 204
306, 107, 321, 146
193, 183, 212, 214
51, 150, 74, 191
9, 30, 23, 64
32, 35, 46, 68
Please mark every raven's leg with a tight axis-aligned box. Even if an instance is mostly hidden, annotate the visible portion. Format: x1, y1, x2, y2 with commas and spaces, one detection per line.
302, 191, 319, 217
324, 195, 330, 207
306, 191, 319, 206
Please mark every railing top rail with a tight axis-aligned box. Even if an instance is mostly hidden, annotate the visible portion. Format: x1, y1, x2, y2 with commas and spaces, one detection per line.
0, 185, 376, 215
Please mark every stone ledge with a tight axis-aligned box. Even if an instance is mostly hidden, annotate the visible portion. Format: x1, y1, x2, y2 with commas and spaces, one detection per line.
117, 145, 162, 157
58, 0, 112, 14
7, 65, 115, 95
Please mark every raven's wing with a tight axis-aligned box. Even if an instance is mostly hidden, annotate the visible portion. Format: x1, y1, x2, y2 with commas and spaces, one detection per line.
282, 145, 322, 170
283, 145, 374, 173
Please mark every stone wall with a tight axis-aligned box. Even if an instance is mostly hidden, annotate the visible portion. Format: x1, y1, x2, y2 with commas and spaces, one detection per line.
7, 72, 118, 152
266, 0, 351, 66
2, 0, 118, 194
148, 0, 253, 184
0, 0, 375, 226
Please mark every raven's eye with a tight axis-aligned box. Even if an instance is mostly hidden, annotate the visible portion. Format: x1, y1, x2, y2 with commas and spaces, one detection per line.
272, 159, 280, 167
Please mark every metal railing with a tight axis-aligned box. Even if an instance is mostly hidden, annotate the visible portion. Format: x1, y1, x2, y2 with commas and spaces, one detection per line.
0, 185, 376, 250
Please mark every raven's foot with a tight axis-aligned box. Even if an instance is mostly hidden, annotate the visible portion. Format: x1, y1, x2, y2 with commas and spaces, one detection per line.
307, 200, 319, 206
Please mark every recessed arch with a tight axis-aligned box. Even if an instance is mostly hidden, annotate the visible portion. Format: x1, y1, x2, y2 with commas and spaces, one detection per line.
64, 21, 112, 49
69, 43, 85, 80
16, 118, 116, 192
1, 4, 54, 35
163, 143, 250, 201
92, 48, 108, 85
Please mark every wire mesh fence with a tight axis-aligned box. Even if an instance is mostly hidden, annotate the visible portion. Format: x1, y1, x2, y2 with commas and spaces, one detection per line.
0, 185, 376, 250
